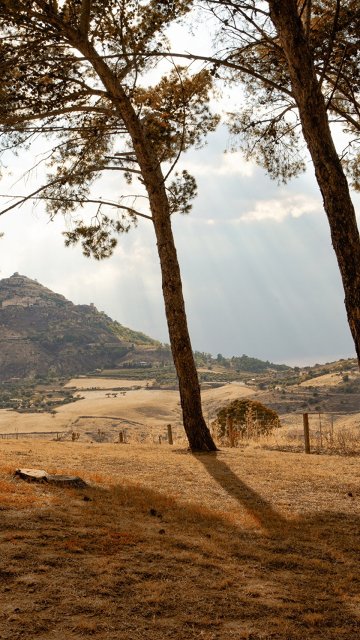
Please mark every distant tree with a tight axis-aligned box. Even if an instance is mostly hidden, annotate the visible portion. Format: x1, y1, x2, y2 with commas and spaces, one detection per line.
0, 1, 219, 450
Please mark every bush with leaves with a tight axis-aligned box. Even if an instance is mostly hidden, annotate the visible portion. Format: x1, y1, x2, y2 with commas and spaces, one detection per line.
213, 398, 281, 446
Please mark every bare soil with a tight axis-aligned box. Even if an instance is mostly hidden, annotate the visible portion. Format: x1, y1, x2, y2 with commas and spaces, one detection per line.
0, 439, 359, 639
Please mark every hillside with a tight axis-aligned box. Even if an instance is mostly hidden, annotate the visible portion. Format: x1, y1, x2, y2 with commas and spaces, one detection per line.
0, 273, 160, 381
0, 273, 357, 395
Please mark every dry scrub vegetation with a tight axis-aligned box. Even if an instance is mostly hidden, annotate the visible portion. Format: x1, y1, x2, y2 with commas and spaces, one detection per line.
1, 440, 359, 639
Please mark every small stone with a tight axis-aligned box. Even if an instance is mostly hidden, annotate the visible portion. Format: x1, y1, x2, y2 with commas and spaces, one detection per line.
158, 529, 165, 535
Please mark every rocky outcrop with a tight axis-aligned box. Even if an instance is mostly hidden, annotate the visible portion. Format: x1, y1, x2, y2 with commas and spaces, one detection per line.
0, 273, 159, 381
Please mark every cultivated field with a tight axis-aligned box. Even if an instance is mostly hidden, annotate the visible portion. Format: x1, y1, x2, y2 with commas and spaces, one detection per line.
0, 438, 359, 639
0, 379, 254, 444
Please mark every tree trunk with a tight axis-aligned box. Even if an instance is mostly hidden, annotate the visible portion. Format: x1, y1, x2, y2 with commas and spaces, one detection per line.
145, 170, 218, 451
77, 38, 217, 451
268, 0, 360, 365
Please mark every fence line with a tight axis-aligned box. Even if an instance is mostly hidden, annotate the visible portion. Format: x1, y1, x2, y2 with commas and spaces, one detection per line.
0, 431, 68, 440
0, 422, 180, 446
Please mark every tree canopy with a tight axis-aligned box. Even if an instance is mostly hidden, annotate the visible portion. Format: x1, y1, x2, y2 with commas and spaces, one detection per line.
202, 0, 359, 186
0, 0, 218, 254
195, 0, 360, 364
0, 0, 219, 451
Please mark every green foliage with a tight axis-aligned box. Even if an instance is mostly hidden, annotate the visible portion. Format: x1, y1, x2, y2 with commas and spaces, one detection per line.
110, 321, 159, 346
228, 102, 306, 183
64, 215, 133, 260
214, 398, 281, 446
0, 377, 82, 412
167, 170, 197, 216
195, 351, 290, 373
230, 354, 290, 373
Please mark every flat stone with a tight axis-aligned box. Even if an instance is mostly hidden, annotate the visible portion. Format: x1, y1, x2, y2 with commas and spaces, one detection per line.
15, 469, 48, 481
15, 468, 87, 488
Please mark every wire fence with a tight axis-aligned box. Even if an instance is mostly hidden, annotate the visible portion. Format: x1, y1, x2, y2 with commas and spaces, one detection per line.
270, 412, 360, 455
1, 412, 359, 455
0, 420, 187, 446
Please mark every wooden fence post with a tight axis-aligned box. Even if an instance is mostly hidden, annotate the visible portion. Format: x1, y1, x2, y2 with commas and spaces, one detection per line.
119, 431, 124, 443
167, 424, 173, 445
318, 412, 323, 449
330, 415, 334, 448
303, 413, 311, 454
226, 416, 235, 447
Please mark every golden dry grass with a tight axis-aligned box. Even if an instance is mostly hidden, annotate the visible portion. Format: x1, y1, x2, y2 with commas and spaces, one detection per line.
298, 372, 359, 388
266, 412, 360, 455
65, 377, 155, 389
0, 439, 359, 639
0, 381, 254, 442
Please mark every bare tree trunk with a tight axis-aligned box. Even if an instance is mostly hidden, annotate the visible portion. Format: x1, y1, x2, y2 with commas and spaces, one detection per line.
78, 38, 217, 451
268, 0, 360, 365
146, 171, 218, 451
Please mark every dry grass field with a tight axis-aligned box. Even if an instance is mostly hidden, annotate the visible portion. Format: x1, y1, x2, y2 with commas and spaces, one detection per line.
1, 438, 359, 640
298, 373, 346, 388
0, 377, 359, 638
0, 380, 254, 444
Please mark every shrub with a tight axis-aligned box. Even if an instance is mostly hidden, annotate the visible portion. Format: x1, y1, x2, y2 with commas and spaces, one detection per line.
213, 398, 281, 446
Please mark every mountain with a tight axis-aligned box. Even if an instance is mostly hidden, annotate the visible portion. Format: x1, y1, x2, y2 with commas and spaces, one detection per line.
0, 273, 160, 381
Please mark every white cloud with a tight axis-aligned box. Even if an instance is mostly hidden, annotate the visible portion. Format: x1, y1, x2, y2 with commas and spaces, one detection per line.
239, 194, 321, 223
184, 150, 255, 179
215, 152, 256, 177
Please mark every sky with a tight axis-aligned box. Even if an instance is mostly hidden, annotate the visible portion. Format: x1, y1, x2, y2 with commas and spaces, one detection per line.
0, 20, 358, 368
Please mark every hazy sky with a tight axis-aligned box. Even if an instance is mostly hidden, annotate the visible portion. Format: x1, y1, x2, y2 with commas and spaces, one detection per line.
0, 20, 358, 367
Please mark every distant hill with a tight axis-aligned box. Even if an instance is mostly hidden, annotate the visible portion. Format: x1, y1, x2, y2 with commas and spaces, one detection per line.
1, 273, 353, 385
0, 273, 160, 381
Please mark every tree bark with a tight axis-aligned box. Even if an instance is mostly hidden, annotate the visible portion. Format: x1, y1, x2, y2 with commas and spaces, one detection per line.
145, 169, 218, 451
75, 37, 217, 451
268, 0, 360, 366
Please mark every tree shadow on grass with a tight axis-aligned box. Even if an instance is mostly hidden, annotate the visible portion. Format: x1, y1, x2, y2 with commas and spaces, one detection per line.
193, 451, 360, 638
2, 461, 360, 640
194, 451, 288, 534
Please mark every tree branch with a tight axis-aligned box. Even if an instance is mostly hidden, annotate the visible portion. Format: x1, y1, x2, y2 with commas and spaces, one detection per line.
318, 0, 341, 89
70, 50, 294, 97
0, 177, 67, 217
79, 0, 91, 36
0, 193, 152, 221
2, 105, 117, 128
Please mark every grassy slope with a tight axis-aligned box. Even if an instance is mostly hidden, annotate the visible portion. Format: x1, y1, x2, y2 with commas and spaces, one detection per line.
0, 440, 359, 639
109, 319, 160, 346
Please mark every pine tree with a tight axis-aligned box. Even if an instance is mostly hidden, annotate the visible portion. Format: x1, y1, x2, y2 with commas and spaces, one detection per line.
0, 0, 219, 450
